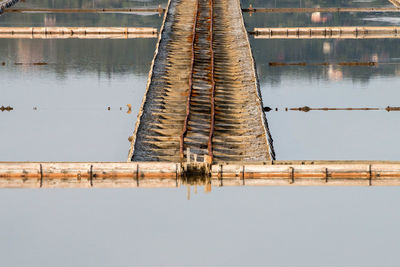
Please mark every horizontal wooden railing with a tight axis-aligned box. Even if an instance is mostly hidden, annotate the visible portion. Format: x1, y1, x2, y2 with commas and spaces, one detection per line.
0, 27, 158, 39
252, 26, 400, 39
1, 161, 400, 188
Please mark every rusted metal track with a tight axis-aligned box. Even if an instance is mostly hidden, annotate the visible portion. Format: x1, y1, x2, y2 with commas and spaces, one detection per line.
181, 0, 216, 164
208, 0, 215, 163
180, 0, 199, 161
129, 0, 274, 164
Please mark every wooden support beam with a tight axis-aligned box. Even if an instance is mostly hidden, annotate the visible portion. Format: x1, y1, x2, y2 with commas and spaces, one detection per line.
211, 161, 400, 186
242, 7, 400, 13
1, 161, 400, 188
0, 27, 158, 39
4, 7, 166, 14
5, 7, 400, 14
252, 26, 400, 39
0, 162, 181, 188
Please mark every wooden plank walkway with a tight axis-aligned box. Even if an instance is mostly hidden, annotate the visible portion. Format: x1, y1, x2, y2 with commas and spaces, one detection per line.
129, 0, 274, 163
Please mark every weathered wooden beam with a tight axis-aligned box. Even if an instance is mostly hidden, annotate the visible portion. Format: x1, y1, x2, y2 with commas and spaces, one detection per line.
0, 162, 180, 188
0, 27, 157, 34
1, 161, 400, 188
242, 7, 400, 13
0, 27, 158, 39
252, 26, 400, 39
211, 161, 400, 186
6, 7, 400, 14
0, 33, 157, 39
4, 7, 165, 14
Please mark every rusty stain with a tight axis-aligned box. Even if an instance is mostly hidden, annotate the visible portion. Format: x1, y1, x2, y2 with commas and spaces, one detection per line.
208, 0, 215, 164
269, 61, 377, 67
0, 106, 13, 112
180, 0, 199, 161
15, 62, 48, 66
338, 62, 377, 66
289, 106, 381, 112
269, 62, 306, 66
386, 106, 400, 111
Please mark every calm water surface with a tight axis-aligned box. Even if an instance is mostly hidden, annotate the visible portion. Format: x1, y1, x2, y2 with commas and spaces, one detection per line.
1, 10, 399, 160
1, 1, 400, 266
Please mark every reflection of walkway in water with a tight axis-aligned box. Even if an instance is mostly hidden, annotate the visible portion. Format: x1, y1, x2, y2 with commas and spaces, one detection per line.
129, 0, 274, 163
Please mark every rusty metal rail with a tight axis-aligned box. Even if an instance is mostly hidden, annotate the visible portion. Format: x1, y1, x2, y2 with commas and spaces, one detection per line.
180, 0, 216, 164
129, 0, 274, 164
208, 0, 215, 163
180, 0, 199, 161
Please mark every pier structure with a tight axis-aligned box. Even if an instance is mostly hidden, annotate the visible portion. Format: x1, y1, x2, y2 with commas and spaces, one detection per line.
129, 0, 274, 164
2, 0, 400, 188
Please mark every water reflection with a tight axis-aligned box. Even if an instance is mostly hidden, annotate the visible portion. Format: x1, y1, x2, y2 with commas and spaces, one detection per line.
245, 12, 400, 27
0, 38, 156, 161
252, 39, 400, 84
241, 0, 392, 8
0, 12, 163, 27
1, 38, 157, 75
16, 0, 165, 9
